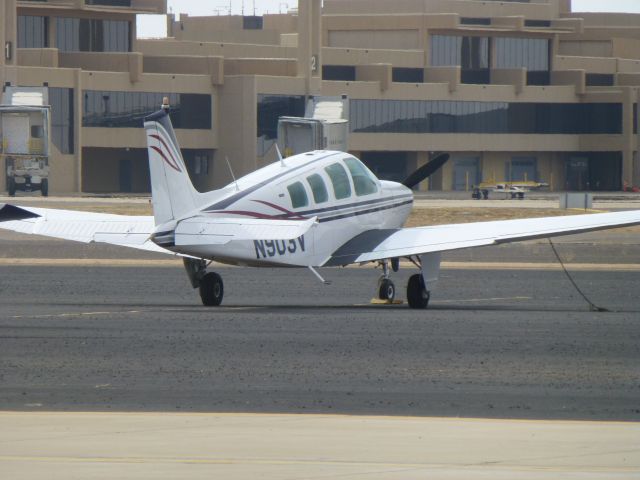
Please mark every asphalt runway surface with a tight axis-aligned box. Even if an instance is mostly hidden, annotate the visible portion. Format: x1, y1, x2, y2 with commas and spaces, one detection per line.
1, 261, 639, 421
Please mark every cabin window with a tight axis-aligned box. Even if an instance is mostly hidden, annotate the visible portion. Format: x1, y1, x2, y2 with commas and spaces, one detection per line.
344, 158, 379, 196
306, 174, 329, 204
287, 181, 309, 209
324, 163, 352, 200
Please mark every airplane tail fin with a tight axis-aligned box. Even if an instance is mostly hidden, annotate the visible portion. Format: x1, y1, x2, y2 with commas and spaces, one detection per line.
144, 100, 200, 225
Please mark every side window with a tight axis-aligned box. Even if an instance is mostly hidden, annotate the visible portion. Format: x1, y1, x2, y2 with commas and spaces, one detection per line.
324, 163, 352, 200
344, 157, 379, 196
306, 173, 329, 204
287, 181, 309, 209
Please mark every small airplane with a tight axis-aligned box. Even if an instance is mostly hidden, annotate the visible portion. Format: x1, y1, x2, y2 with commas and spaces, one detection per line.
1, 98, 640, 308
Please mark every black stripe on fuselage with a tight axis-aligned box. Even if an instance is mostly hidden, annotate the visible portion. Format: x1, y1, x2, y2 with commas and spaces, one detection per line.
296, 194, 413, 218
204, 152, 342, 212
317, 199, 413, 223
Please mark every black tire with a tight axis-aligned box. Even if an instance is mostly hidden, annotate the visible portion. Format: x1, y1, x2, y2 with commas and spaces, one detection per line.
40, 178, 48, 197
378, 278, 395, 301
7, 177, 16, 197
407, 274, 430, 309
199, 272, 224, 306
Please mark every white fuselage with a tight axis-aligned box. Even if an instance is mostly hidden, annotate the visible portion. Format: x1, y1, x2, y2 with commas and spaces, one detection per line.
158, 151, 414, 267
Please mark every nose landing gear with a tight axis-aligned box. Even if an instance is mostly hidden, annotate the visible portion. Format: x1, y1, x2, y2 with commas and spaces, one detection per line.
376, 259, 396, 302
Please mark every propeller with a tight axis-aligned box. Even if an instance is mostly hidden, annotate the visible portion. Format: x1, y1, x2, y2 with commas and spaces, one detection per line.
402, 153, 450, 189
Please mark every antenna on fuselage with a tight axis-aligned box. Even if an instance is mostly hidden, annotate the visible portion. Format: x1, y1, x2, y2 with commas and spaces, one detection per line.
225, 156, 240, 192
275, 143, 286, 168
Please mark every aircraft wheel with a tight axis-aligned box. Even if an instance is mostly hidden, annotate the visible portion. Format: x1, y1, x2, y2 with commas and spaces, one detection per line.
199, 272, 224, 306
378, 278, 396, 302
407, 274, 430, 309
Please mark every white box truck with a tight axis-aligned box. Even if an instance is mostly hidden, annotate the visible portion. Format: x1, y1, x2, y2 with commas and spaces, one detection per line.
1, 87, 51, 196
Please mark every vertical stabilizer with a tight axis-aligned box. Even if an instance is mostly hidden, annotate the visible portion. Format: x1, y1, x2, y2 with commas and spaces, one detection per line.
144, 101, 200, 225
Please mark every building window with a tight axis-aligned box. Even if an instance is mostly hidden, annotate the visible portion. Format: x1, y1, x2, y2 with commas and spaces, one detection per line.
85, 0, 132, 6
392, 68, 424, 83
524, 20, 552, 28
184, 150, 211, 177
350, 99, 622, 135
56, 18, 130, 52
494, 37, 550, 85
257, 94, 305, 156
507, 157, 537, 182
430, 35, 490, 84
460, 18, 491, 25
586, 74, 615, 87
243, 16, 263, 30
322, 65, 356, 81
82, 91, 212, 129
18, 16, 48, 48
49, 87, 75, 154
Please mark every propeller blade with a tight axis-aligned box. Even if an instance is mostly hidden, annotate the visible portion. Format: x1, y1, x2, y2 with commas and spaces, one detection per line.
402, 153, 450, 189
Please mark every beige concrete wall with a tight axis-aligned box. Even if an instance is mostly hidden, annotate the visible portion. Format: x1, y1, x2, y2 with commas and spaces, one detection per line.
328, 30, 420, 50
323, 47, 424, 68
214, 75, 257, 188
17, 48, 59, 68
172, 15, 282, 45
138, 39, 298, 61
323, 0, 557, 18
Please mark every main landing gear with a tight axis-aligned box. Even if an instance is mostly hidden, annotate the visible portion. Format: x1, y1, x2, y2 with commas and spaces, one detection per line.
184, 258, 224, 306
376, 256, 435, 309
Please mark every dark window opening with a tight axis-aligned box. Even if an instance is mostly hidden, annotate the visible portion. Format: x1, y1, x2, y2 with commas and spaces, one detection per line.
586, 73, 615, 87
86, 0, 132, 6
82, 91, 212, 129
243, 16, 263, 30
18, 16, 48, 48
257, 94, 305, 156
495, 37, 550, 86
56, 17, 130, 52
460, 18, 491, 25
430, 35, 490, 85
322, 65, 356, 81
565, 153, 622, 191
350, 99, 622, 135
49, 87, 75, 154
524, 20, 552, 27
392, 68, 424, 83
360, 152, 409, 184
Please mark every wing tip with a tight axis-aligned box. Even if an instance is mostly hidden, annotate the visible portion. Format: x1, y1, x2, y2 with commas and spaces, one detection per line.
0, 204, 41, 222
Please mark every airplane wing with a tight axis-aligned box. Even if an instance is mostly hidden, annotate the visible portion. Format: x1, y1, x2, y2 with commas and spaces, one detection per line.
324, 210, 640, 266
0, 203, 168, 254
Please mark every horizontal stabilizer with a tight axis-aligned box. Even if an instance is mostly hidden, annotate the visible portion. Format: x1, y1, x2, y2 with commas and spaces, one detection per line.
174, 216, 317, 246
0, 204, 170, 255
